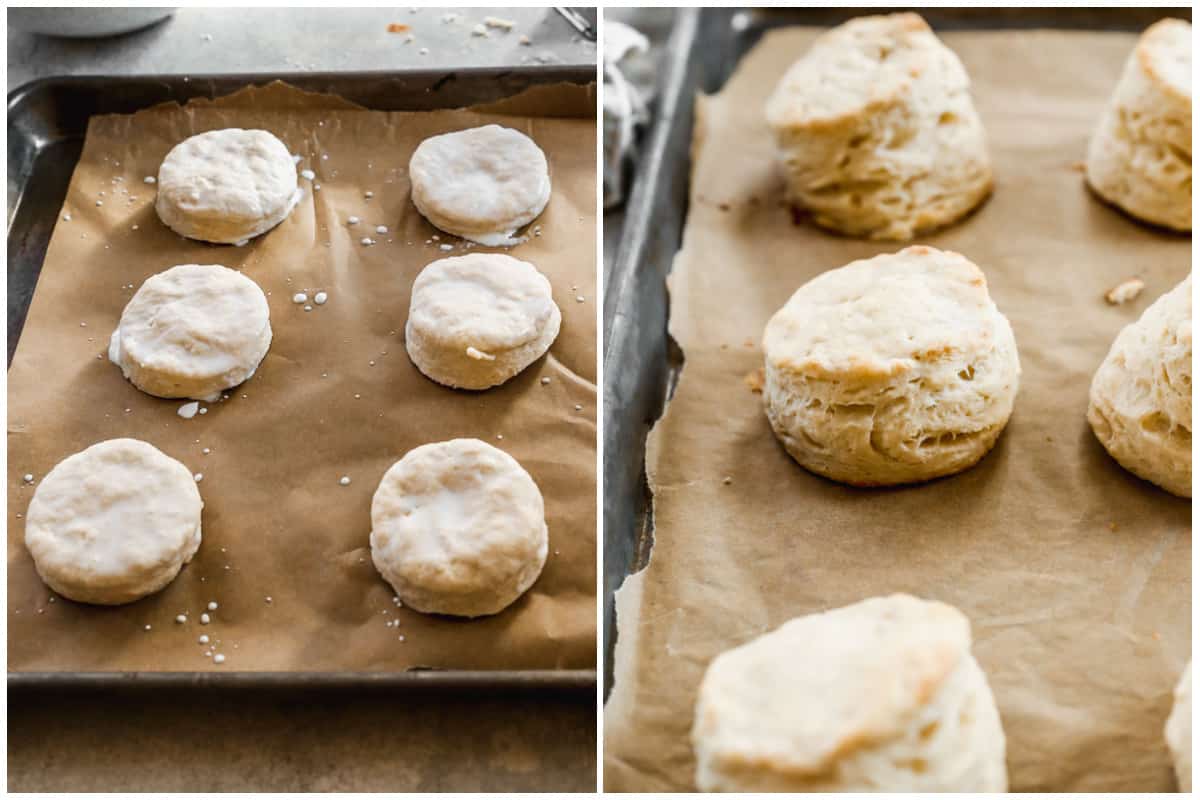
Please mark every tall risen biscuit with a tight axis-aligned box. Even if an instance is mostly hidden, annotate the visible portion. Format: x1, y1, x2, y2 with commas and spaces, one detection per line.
692, 594, 1007, 792
763, 246, 1019, 486
765, 13, 992, 241
24, 439, 203, 605
1088, 275, 1191, 497
155, 128, 301, 244
1086, 19, 1191, 231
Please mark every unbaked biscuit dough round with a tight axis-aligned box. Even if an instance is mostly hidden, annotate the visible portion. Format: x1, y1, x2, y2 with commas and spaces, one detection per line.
155, 128, 301, 244
408, 124, 551, 246
369, 438, 548, 618
1166, 662, 1192, 792
1088, 274, 1191, 497
692, 594, 1007, 792
765, 12, 992, 241
109, 264, 272, 401
24, 438, 203, 605
762, 246, 1019, 486
1086, 19, 1191, 231
405, 253, 561, 390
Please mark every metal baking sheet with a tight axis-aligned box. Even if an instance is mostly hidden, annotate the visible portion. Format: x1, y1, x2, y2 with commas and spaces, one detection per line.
8, 67, 596, 691
601, 6, 1190, 695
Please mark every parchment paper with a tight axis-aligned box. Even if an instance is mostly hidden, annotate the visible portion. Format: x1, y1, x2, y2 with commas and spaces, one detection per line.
8, 81, 597, 672
604, 29, 1190, 792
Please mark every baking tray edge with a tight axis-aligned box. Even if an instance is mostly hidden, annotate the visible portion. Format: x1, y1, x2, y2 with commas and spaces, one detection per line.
10, 669, 595, 691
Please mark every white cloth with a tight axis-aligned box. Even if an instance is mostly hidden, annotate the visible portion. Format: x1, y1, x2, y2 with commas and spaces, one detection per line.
603, 21, 651, 209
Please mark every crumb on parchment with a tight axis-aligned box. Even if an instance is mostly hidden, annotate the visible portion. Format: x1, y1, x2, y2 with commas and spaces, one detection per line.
1105, 278, 1145, 305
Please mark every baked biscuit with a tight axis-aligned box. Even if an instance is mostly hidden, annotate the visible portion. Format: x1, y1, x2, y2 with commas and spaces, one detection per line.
765, 13, 992, 240
1086, 19, 1191, 231
692, 594, 1007, 792
762, 246, 1019, 486
1166, 662, 1192, 792
1088, 274, 1191, 497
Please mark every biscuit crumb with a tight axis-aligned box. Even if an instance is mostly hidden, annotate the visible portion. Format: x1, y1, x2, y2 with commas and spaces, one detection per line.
1105, 278, 1145, 305
1069, 160, 1086, 172
722, 476, 733, 485
387, 23, 410, 33
744, 368, 765, 394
